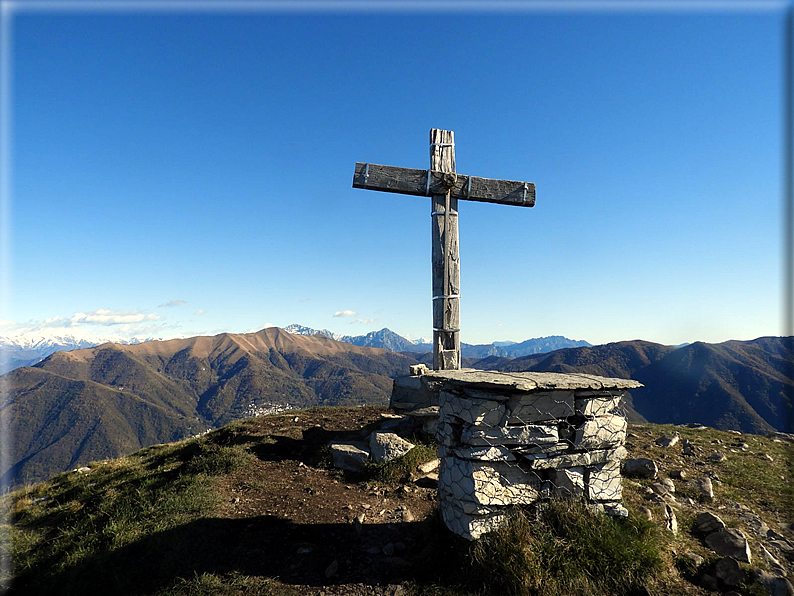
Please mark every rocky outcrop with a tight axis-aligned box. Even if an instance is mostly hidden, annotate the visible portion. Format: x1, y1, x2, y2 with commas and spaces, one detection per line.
369, 432, 415, 463
623, 457, 658, 479
706, 529, 752, 563
329, 442, 370, 472
623, 426, 794, 596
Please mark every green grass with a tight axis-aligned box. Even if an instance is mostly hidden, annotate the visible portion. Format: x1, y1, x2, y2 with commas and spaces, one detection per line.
629, 423, 794, 521
466, 500, 667, 596
152, 571, 298, 596
3, 431, 253, 595
406, 500, 668, 596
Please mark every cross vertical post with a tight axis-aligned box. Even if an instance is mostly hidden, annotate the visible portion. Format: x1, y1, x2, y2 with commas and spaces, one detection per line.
352, 129, 535, 373
430, 129, 461, 370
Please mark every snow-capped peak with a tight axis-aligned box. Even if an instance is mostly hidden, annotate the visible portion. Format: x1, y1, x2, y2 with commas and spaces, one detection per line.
282, 324, 339, 340
0, 333, 160, 356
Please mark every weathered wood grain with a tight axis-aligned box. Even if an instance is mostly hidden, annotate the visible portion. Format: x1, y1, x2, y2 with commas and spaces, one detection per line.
352, 162, 535, 207
431, 129, 460, 371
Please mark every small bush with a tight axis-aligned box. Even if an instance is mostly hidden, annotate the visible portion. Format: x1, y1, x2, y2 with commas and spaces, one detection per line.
183, 443, 253, 476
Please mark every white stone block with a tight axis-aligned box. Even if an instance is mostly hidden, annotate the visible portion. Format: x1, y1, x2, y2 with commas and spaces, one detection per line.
588, 460, 622, 501
462, 423, 558, 447
516, 441, 570, 456
390, 374, 443, 411
409, 364, 429, 376
438, 391, 506, 427
602, 502, 629, 518
575, 393, 623, 417
573, 415, 627, 449
439, 495, 509, 541
453, 445, 516, 462
438, 455, 543, 506
522, 450, 592, 469
521, 445, 626, 470
590, 445, 628, 464
394, 375, 423, 390
369, 432, 415, 463
438, 492, 498, 515
507, 391, 575, 423
329, 442, 369, 472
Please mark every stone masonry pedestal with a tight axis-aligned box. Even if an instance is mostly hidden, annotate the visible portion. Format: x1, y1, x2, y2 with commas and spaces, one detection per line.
391, 368, 642, 540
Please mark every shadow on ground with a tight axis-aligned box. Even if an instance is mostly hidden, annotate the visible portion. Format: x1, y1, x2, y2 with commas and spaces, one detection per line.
11, 513, 459, 596
209, 419, 375, 469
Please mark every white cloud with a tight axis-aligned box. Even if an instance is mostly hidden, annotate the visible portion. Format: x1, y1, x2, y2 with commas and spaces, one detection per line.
159, 299, 187, 308
1, 309, 179, 343
194, 310, 207, 316
41, 316, 69, 328
333, 310, 357, 318
70, 309, 163, 326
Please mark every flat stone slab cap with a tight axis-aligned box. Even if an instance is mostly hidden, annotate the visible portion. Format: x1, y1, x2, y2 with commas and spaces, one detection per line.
422, 369, 643, 392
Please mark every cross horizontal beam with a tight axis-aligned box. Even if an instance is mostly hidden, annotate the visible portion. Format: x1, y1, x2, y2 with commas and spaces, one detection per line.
353, 162, 535, 208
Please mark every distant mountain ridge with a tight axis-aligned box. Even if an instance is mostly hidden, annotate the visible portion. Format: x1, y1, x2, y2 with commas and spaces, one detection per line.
2, 328, 415, 488
0, 334, 158, 374
281, 324, 337, 340
487, 337, 794, 436
281, 324, 591, 358
282, 325, 422, 352
462, 335, 592, 358
0, 326, 590, 375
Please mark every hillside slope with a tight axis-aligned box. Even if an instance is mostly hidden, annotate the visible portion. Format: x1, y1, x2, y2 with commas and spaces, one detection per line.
4, 407, 792, 595
494, 337, 794, 434
2, 328, 416, 487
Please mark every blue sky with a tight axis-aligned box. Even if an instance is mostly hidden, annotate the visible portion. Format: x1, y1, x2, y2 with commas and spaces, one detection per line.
0, 1, 788, 346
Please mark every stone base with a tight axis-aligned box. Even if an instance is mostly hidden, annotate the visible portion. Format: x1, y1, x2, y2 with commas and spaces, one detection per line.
395, 369, 641, 541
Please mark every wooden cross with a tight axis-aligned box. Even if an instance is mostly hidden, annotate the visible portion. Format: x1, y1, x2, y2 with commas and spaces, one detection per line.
352, 129, 535, 371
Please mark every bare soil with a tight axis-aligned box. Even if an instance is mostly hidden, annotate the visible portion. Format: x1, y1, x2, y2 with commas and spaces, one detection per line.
209, 406, 450, 595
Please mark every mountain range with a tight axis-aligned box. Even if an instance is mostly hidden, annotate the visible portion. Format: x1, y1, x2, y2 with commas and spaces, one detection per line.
484, 337, 793, 436
283, 324, 424, 353
282, 324, 591, 357
0, 334, 157, 374
1, 328, 414, 488
0, 326, 591, 375
2, 327, 791, 491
